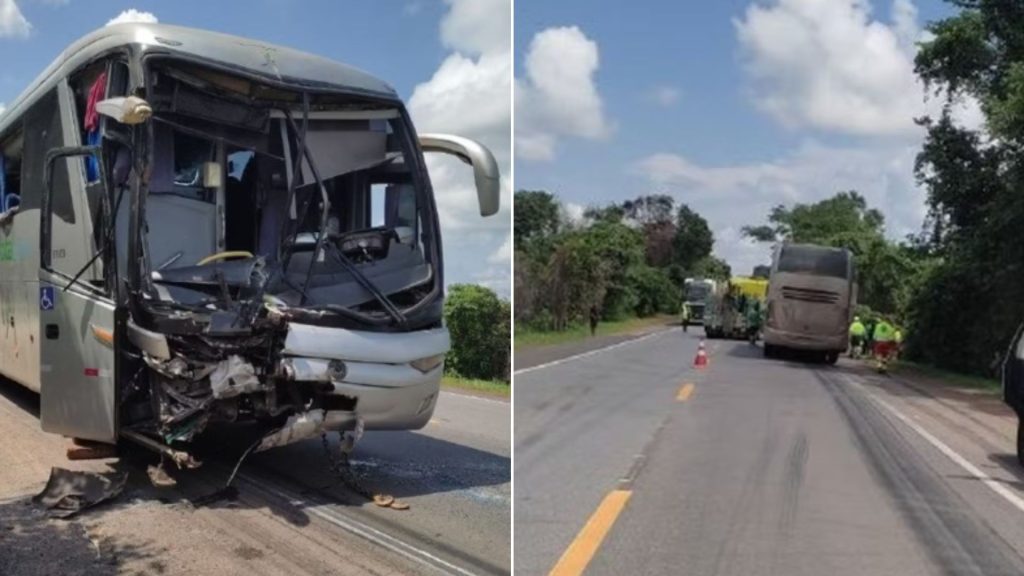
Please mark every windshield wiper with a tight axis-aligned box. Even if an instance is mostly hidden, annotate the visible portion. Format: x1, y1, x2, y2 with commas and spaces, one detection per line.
280, 96, 406, 325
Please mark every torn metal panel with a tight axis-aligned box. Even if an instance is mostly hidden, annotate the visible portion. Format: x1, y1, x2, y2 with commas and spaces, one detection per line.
32, 467, 128, 519
256, 410, 356, 452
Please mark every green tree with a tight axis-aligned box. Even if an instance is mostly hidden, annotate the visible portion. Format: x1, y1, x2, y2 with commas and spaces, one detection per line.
514, 190, 561, 251
630, 266, 681, 317
742, 191, 884, 251
674, 204, 713, 272
444, 285, 509, 380
907, 1, 1024, 374
692, 256, 732, 281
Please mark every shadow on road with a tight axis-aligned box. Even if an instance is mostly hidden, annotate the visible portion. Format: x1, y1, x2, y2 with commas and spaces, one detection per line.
0, 494, 167, 576
0, 371, 506, 536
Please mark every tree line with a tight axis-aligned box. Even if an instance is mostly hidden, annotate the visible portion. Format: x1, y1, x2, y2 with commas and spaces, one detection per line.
513, 2, 1024, 378
514, 191, 730, 331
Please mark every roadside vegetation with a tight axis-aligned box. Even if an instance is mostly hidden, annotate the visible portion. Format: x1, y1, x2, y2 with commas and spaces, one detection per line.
443, 284, 510, 391
514, 191, 730, 344
515, 314, 675, 349
514, 2, 1024, 383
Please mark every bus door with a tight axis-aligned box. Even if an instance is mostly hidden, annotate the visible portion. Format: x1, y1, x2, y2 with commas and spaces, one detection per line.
38, 80, 118, 443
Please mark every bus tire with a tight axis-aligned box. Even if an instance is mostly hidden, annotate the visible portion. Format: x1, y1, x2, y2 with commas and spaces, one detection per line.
764, 344, 775, 359
824, 351, 839, 365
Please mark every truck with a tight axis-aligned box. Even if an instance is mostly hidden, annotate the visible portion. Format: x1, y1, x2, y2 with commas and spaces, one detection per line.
682, 278, 716, 326
704, 277, 768, 340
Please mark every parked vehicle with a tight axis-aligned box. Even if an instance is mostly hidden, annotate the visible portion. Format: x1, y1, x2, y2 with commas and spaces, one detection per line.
704, 277, 767, 340
762, 243, 855, 364
682, 278, 715, 326
0, 23, 500, 457
1002, 322, 1024, 465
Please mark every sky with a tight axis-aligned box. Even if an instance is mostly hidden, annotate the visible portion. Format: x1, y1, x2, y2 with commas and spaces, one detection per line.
0, 0, 511, 296
515, 0, 979, 277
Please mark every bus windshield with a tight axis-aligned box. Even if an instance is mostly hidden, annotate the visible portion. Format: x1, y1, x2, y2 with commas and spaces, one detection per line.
777, 245, 849, 279
686, 283, 710, 301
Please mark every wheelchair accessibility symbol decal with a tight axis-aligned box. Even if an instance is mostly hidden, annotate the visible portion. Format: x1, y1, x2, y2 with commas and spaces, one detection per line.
40, 286, 55, 311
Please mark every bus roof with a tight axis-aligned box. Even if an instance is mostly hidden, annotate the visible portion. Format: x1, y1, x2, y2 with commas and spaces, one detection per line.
0, 22, 397, 132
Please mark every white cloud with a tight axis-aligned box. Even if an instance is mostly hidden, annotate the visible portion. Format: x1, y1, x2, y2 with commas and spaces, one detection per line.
734, 0, 935, 137
516, 26, 611, 161
106, 8, 158, 26
489, 236, 511, 264
635, 0, 983, 275
634, 139, 927, 274
0, 103, 5, 117
409, 0, 511, 295
649, 86, 680, 107
0, 0, 31, 38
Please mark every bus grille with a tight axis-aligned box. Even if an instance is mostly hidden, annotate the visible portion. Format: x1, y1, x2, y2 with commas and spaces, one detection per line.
781, 286, 839, 304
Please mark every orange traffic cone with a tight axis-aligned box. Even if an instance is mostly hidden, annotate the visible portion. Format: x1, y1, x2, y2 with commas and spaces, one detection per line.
694, 339, 709, 369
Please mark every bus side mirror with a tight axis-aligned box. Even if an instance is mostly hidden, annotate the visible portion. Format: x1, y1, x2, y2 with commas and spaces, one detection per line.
419, 133, 500, 217
96, 96, 152, 125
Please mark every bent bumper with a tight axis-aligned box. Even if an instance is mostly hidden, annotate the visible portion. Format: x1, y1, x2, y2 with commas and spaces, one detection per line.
283, 323, 449, 431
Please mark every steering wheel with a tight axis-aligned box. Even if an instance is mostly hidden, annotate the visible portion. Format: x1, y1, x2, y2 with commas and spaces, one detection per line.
196, 251, 254, 266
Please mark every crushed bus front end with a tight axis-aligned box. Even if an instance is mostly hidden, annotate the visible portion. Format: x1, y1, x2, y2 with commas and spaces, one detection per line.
114, 53, 456, 453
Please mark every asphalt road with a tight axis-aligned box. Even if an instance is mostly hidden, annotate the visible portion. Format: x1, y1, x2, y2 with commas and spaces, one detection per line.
0, 378, 509, 576
514, 329, 1024, 575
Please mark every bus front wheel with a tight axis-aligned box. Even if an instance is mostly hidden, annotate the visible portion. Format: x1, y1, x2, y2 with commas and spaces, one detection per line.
824, 352, 839, 365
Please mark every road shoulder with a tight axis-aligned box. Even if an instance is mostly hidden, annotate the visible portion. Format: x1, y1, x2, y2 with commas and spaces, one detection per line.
514, 322, 679, 371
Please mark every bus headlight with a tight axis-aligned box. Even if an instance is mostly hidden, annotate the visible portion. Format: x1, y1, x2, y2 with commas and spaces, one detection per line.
410, 354, 445, 374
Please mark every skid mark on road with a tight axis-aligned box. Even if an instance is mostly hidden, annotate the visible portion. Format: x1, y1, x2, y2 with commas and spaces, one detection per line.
818, 369, 1024, 574
842, 373, 1024, 515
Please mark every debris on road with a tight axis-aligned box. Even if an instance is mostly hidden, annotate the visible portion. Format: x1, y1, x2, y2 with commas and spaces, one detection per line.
32, 468, 128, 519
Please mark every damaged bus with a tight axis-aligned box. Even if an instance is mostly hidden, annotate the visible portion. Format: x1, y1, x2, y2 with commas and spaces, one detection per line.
0, 23, 501, 464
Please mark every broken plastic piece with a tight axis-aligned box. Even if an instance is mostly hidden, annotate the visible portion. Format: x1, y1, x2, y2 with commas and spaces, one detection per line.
33, 467, 128, 519
209, 355, 263, 399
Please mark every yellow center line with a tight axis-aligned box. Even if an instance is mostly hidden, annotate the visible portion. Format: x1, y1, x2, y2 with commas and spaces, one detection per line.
548, 489, 633, 576
676, 382, 695, 402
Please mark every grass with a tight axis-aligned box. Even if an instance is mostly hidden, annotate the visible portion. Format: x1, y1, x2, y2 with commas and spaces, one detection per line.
892, 360, 1001, 392
514, 314, 676, 350
441, 375, 510, 398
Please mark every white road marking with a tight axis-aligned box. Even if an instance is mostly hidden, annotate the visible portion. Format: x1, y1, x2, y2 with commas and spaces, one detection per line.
513, 329, 674, 376
238, 471, 479, 576
441, 391, 508, 405
845, 374, 1024, 515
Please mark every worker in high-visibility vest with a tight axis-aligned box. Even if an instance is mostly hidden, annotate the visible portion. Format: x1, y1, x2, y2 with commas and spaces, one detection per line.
894, 326, 904, 360
681, 302, 690, 333
849, 316, 867, 359
873, 318, 897, 373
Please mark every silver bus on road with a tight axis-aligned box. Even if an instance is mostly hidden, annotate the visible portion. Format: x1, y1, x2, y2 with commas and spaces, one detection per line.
762, 243, 855, 364
0, 23, 500, 460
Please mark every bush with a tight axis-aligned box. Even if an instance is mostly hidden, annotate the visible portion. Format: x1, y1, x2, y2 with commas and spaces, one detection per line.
444, 284, 510, 381
629, 266, 681, 317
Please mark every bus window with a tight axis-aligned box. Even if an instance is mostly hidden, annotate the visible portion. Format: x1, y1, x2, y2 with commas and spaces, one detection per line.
23, 90, 73, 223
777, 245, 849, 278
0, 131, 23, 216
